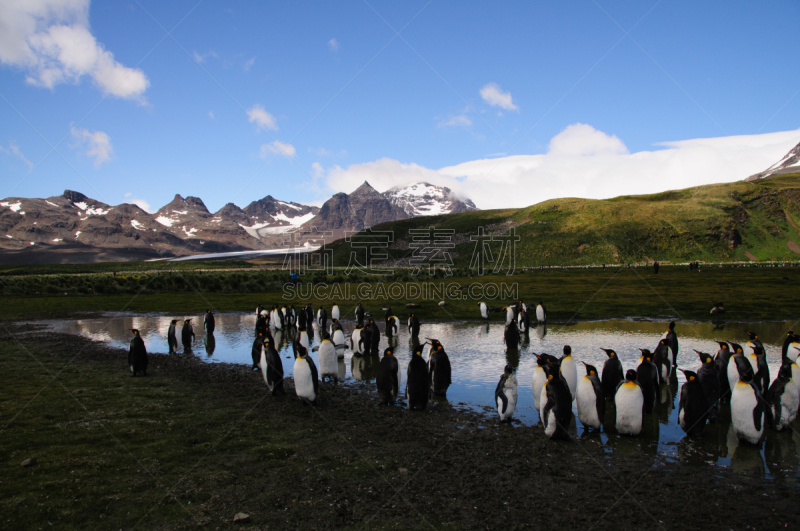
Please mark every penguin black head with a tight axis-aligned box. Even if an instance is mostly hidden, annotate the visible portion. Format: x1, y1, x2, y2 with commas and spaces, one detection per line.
730, 342, 744, 354
746, 331, 758, 341
582, 361, 599, 376
563, 345, 572, 356
694, 350, 713, 364
752, 346, 765, 356
668, 321, 676, 330
427, 338, 442, 349
296, 344, 308, 358
299, 326, 306, 333
543, 362, 560, 380
625, 369, 638, 382
262, 337, 270, 346
185, 319, 192, 323
206, 309, 211, 313
680, 369, 698, 381
601, 348, 617, 358
383, 347, 394, 357
413, 344, 425, 356
322, 331, 331, 340
171, 319, 178, 324
131, 329, 139, 335
503, 364, 513, 377
717, 341, 729, 350
639, 348, 651, 358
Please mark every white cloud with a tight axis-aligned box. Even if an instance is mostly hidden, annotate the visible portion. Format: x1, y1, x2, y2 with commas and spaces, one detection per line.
243, 56, 255, 71
208, 110, 214, 119
0, 1, 149, 101
328, 38, 339, 52
0, 142, 34, 171
192, 50, 218, 64
127, 197, 152, 212
320, 124, 800, 209
260, 140, 295, 159
480, 82, 518, 111
438, 114, 472, 128
312, 162, 324, 177
246, 104, 278, 131
70, 125, 112, 168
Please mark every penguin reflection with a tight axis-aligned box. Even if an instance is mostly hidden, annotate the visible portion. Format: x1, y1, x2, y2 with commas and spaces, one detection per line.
204, 333, 215, 357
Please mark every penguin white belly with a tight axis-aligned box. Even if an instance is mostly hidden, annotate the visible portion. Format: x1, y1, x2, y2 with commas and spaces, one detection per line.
532, 368, 545, 410
778, 382, 800, 428
392, 316, 399, 331
258, 350, 271, 389
318, 343, 337, 378
538, 384, 548, 420
791, 363, 800, 386
747, 354, 758, 374
544, 409, 557, 438
615, 384, 644, 435
331, 306, 340, 320
787, 343, 800, 362
351, 330, 361, 354
727, 357, 740, 391
731, 382, 763, 444
498, 377, 518, 421
480, 303, 488, 319
332, 330, 345, 347
536, 306, 545, 322
293, 359, 316, 401
576, 377, 600, 429
678, 407, 686, 430
561, 357, 577, 400
505, 307, 513, 325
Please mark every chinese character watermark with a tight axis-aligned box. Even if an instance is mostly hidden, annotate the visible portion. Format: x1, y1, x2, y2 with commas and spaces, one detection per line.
469, 226, 520, 275
409, 227, 455, 276
345, 228, 394, 275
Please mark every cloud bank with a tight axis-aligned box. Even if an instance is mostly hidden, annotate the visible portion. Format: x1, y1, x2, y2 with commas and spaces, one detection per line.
317, 124, 800, 209
480, 83, 517, 111
0, 0, 149, 101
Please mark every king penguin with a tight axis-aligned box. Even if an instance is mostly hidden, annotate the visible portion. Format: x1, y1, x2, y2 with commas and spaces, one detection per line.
479, 302, 489, 321
204, 309, 215, 334
504, 320, 520, 350
781, 331, 800, 360
167, 319, 179, 354
331, 304, 340, 321
406, 344, 429, 410
408, 313, 420, 338
252, 332, 266, 370
495, 365, 518, 422
128, 329, 148, 376
532, 354, 556, 411
541, 360, 572, 440
298, 326, 310, 351
293, 344, 319, 404
766, 357, 799, 431
664, 321, 679, 367
714, 341, 732, 401
576, 362, 605, 431
636, 349, 659, 414
428, 339, 452, 397
385, 315, 398, 339
504, 306, 514, 326
181, 319, 195, 350
376, 347, 399, 405
517, 308, 530, 334
653, 339, 671, 383
614, 369, 645, 436
369, 319, 381, 355
678, 370, 708, 436
600, 348, 624, 400
258, 336, 284, 396
536, 301, 547, 324
355, 303, 365, 327
730, 355, 766, 445
695, 350, 720, 422
560, 345, 577, 401
351, 325, 364, 356
317, 336, 338, 386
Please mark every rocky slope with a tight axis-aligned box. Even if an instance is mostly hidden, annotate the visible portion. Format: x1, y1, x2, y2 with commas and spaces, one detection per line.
301, 181, 409, 232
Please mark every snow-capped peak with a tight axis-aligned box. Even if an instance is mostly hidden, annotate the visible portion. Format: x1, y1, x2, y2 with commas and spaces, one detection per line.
382, 182, 478, 217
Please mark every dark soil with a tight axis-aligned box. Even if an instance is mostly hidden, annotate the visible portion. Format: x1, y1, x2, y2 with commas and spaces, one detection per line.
1, 323, 798, 530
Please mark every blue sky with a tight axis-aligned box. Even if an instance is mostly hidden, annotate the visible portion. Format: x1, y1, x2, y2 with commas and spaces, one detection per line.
1, 0, 799, 212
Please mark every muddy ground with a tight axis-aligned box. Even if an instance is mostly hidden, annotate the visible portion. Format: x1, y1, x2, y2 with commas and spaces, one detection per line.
1, 323, 798, 530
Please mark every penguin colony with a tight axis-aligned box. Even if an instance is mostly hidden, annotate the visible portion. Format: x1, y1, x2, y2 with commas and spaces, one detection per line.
131, 304, 798, 446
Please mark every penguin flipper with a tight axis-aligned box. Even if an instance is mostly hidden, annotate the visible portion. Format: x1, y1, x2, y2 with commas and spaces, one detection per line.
309, 359, 319, 396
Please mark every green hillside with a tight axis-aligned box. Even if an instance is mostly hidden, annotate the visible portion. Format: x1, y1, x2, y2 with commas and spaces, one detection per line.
320, 173, 800, 268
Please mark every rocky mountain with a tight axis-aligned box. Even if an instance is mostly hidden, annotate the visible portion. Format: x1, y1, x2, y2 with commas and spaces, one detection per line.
301, 181, 410, 232
746, 141, 800, 181
0, 182, 478, 263
382, 182, 478, 216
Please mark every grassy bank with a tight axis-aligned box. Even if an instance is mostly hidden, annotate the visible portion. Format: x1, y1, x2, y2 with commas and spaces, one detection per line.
2, 326, 798, 530
1, 266, 799, 322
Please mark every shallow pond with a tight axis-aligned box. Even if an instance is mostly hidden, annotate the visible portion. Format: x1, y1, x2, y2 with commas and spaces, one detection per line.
46, 313, 800, 479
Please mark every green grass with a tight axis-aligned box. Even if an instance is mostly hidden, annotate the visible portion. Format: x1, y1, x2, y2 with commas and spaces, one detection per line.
318, 174, 800, 267
2, 266, 799, 322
